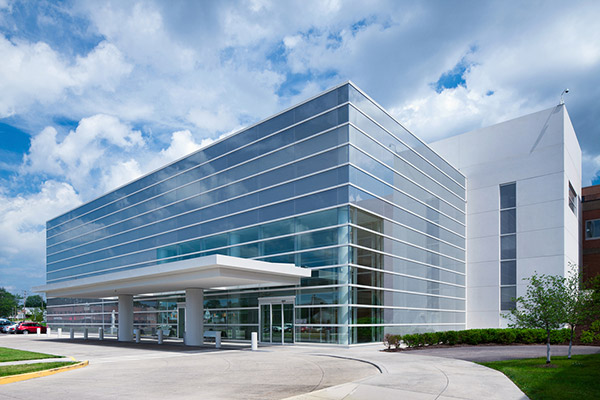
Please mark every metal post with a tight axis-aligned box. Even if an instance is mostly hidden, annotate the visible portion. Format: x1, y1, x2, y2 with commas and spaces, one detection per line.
36, 327, 41, 335
84, 327, 88, 340
70, 328, 74, 339
47, 327, 51, 336
135, 328, 141, 343
251, 332, 258, 351
215, 331, 221, 349
158, 329, 163, 345
98, 327, 104, 341
57, 328, 62, 338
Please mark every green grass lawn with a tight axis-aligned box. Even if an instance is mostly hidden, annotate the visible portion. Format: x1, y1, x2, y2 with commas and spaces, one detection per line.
480, 353, 600, 400
0, 362, 77, 377
0, 347, 64, 362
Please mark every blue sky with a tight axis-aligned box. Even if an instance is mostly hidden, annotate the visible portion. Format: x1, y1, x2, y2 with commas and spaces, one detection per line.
1, 0, 600, 296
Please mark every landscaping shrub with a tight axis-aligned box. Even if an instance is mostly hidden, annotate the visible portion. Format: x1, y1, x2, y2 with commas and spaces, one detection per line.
383, 334, 401, 349
457, 329, 471, 345
402, 334, 418, 348
581, 320, 600, 344
383, 333, 393, 349
515, 328, 535, 344
549, 328, 570, 344
436, 331, 448, 345
445, 330, 458, 345
394, 328, 573, 349
465, 329, 482, 345
495, 329, 517, 344
421, 332, 437, 346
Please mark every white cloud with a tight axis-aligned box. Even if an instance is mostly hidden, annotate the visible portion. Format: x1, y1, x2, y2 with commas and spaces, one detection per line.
24, 114, 144, 197
2, 0, 600, 294
187, 106, 239, 133
0, 36, 72, 117
0, 180, 81, 288
99, 158, 143, 194
72, 41, 133, 92
144, 129, 203, 172
0, 34, 133, 117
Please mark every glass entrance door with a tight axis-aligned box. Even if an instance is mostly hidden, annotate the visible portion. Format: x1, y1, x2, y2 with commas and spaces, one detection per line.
260, 304, 270, 342
259, 297, 295, 344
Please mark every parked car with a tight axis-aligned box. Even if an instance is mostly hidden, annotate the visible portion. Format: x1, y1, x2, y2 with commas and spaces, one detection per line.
15, 322, 46, 334
0, 319, 13, 333
3, 322, 19, 334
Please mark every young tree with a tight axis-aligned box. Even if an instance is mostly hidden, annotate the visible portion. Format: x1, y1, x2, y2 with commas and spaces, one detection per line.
563, 273, 593, 359
506, 274, 567, 364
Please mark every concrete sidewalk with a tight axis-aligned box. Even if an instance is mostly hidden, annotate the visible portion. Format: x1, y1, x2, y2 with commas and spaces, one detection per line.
288, 345, 529, 400
6, 335, 586, 399
0, 357, 74, 366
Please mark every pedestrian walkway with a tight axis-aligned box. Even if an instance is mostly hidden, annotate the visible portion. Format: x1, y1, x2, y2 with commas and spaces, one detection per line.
285, 345, 529, 400
10, 335, 596, 399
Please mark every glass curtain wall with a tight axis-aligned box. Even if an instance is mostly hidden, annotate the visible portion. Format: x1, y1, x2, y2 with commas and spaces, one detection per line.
347, 85, 466, 342
46, 294, 182, 337
45, 83, 467, 344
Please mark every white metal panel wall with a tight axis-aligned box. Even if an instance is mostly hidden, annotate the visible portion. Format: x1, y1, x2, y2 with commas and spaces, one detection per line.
430, 106, 581, 328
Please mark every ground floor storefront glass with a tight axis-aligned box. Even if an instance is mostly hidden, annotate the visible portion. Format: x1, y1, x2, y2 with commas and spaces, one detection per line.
46, 205, 465, 345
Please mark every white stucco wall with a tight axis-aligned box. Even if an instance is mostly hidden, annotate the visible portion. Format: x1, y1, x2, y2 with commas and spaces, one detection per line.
430, 105, 581, 328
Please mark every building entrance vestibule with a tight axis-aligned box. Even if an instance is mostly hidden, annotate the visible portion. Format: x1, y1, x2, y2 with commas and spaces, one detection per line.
259, 297, 295, 344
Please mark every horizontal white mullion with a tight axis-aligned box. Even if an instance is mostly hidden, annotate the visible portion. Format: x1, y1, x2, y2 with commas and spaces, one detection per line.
47, 181, 348, 273
349, 222, 465, 262
347, 322, 466, 327
348, 283, 465, 301
348, 136, 465, 216
47, 227, 343, 283
349, 158, 465, 227
349, 226, 464, 266
348, 84, 466, 183
48, 136, 349, 252
48, 99, 349, 234
349, 118, 466, 207
349, 104, 466, 194
348, 263, 465, 288
348, 182, 465, 240
143, 225, 347, 266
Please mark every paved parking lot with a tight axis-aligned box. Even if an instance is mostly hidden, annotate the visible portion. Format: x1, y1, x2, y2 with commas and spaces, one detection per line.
0, 335, 377, 399
5, 335, 595, 399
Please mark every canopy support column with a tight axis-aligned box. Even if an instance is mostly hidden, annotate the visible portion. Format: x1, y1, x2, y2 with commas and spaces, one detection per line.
118, 294, 133, 342
185, 288, 204, 346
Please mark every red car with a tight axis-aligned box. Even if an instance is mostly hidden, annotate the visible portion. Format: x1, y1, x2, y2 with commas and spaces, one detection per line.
15, 322, 46, 334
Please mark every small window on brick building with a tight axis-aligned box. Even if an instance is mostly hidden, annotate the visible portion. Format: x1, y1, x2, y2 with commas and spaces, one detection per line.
568, 182, 577, 214
586, 219, 600, 239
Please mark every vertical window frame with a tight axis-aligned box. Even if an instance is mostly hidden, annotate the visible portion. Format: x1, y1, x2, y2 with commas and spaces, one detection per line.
499, 182, 517, 311
568, 182, 577, 215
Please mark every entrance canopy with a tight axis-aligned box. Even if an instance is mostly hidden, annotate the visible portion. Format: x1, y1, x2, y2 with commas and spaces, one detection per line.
34, 254, 311, 298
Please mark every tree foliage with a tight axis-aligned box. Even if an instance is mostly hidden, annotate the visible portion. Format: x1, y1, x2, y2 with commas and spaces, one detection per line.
0, 288, 19, 318
506, 274, 567, 363
25, 295, 45, 308
562, 273, 595, 358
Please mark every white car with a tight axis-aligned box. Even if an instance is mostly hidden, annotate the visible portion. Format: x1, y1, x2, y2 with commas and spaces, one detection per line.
4, 323, 19, 334
0, 319, 13, 333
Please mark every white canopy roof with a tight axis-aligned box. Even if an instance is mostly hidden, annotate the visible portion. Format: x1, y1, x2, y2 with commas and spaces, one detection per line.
34, 254, 311, 298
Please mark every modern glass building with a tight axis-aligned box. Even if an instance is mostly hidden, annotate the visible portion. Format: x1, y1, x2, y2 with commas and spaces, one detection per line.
41, 82, 467, 345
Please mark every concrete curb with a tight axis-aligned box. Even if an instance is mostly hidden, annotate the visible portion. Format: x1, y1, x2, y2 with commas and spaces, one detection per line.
0, 360, 89, 385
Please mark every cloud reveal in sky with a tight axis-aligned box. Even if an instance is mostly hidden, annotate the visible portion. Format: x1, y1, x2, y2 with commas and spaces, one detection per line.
1, 0, 599, 294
